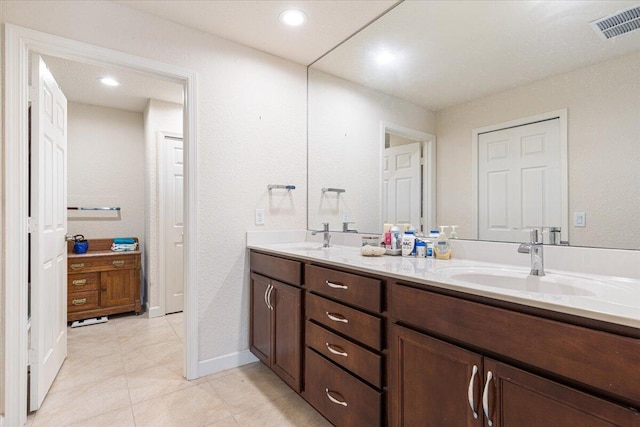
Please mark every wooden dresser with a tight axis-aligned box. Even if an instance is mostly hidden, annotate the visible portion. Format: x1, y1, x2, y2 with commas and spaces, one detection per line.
67, 238, 142, 321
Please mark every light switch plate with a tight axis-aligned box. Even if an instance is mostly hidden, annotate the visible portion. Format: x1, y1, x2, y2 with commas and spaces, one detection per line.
574, 212, 586, 227
255, 209, 265, 226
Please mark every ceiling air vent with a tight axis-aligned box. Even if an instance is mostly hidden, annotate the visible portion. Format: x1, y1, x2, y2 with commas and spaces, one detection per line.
590, 5, 640, 40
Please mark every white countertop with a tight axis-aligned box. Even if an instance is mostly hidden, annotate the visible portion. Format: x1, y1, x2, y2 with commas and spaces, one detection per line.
248, 242, 640, 329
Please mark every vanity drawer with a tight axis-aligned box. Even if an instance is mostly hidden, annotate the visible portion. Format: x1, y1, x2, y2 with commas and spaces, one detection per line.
306, 264, 382, 312
390, 283, 640, 406
305, 348, 381, 427
306, 320, 382, 388
67, 273, 99, 293
67, 291, 99, 313
306, 293, 382, 350
250, 251, 302, 286
68, 255, 138, 273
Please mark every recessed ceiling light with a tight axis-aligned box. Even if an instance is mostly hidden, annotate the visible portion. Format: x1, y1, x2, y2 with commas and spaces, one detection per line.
98, 77, 120, 87
279, 9, 307, 27
376, 51, 395, 65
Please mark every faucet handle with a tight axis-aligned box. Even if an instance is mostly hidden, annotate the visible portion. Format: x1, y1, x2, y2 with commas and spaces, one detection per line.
529, 228, 542, 244
322, 222, 329, 231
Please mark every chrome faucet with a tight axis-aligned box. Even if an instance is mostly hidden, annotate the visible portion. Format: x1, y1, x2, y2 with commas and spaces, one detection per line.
311, 222, 331, 247
518, 229, 545, 276
342, 221, 357, 233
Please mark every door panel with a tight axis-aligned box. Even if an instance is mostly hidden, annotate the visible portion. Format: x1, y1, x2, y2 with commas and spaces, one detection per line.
100, 270, 135, 307
30, 54, 68, 410
383, 142, 421, 227
271, 281, 302, 392
250, 273, 271, 364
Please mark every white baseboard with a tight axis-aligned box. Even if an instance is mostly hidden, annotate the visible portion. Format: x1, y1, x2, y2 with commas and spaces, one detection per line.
197, 350, 259, 378
147, 304, 163, 318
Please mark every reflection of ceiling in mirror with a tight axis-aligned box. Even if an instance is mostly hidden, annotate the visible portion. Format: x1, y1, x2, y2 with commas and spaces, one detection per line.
311, 1, 640, 111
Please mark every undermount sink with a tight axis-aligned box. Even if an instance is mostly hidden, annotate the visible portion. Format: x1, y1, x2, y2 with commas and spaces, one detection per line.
436, 266, 601, 296
279, 243, 328, 252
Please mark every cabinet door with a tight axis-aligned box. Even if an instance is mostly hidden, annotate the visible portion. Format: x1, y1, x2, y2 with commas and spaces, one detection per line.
484, 358, 640, 427
100, 269, 135, 308
389, 324, 483, 427
250, 273, 272, 364
271, 280, 302, 392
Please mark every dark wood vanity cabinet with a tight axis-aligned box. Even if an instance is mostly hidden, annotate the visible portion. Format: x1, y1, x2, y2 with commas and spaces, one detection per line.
388, 283, 640, 427
249, 252, 303, 392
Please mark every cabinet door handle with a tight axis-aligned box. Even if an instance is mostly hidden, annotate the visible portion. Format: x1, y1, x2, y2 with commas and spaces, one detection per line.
112, 260, 125, 267
70, 263, 85, 270
325, 343, 348, 357
467, 365, 479, 419
325, 280, 348, 290
325, 312, 348, 323
72, 279, 87, 286
101, 286, 107, 292
325, 388, 348, 407
71, 298, 87, 305
483, 370, 494, 426
263, 284, 270, 309
267, 285, 274, 311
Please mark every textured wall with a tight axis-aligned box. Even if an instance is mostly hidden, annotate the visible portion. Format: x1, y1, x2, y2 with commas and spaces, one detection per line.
436, 52, 640, 250
67, 102, 145, 242
308, 69, 436, 233
143, 99, 183, 312
1, 1, 307, 366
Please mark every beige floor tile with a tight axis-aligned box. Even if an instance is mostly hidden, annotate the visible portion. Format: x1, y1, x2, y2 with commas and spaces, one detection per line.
126, 361, 193, 404
232, 393, 331, 427
132, 382, 232, 427
121, 338, 183, 373
208, 363, 293, 415
118, 323, 180, 350
32, 375, 131, 427
112, 313, 170, 334
50, 351, 125, 394
165, 311, 183, 325
206, 416, 240, 426
201, 362, 261, 382
65, 406, 136, 427
25, 412, 36, 426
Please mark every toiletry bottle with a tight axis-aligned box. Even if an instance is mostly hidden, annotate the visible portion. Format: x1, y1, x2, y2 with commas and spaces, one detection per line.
401, 230, 416, 257
390, 226, 401, 250
450, 225, 459, 239
416, 239, 426, 257
426, 240, 434, 258
434, 225, 452, 260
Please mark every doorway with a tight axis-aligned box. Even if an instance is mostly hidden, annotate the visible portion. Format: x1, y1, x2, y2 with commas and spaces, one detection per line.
4, 24, 198, 427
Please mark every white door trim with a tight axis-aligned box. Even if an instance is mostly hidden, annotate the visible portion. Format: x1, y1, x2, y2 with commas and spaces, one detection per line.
157, 131, 183, 317
3, 24, 199, 426
471, 109, 568, 242
380, 122, 436, 232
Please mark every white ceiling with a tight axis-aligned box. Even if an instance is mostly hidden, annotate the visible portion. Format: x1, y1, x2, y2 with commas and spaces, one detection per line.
311, 0, 640, 111
114, 0, 399, 66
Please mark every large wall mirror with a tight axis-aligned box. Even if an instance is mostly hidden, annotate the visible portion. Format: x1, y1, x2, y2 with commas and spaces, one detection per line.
307, 0, 640, 250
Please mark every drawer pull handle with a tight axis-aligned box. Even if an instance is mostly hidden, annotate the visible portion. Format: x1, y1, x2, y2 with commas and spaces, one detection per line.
467, 365, 479, 419
72, 279, 87, 286
266, 284, 274, 311
112, 260, 125, 267
325, 343, 348, 357
325, 280, 348, 290
70, 263, 85, 270
71, 298, 87, 305
483, 370, 494, 426
325, 388, 348, 407
325, 312, 348, 324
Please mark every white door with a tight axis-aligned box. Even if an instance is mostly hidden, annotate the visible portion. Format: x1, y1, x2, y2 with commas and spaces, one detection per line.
383, 142, 421, 228
29, 54, 68, 410
160, 134, 184, 314
478, 119, 561, 242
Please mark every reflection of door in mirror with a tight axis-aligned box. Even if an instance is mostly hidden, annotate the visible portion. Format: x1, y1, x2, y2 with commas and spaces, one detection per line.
474, 111, 568, 244
383, 136, 421, 230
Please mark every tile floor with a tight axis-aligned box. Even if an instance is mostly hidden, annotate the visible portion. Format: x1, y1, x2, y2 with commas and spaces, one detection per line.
27, 313, 332, 427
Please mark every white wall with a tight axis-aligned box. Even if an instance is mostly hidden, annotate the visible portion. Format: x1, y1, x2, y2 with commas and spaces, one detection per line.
1, 0, 307, 379
143, 99, 183, 314
67, 102, 145, 242
436, 52, 640, 249
308, 69, 436, 233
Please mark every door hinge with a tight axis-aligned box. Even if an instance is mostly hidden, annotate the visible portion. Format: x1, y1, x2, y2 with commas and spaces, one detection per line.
28, 85, 36, 103
27, 217, 36, 233
28, 348, 37, 366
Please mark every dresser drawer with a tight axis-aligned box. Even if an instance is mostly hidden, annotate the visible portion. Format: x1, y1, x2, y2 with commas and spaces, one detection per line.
250, 251, 302, 286
67, 291, 99, 313
306, 320, 382, 388
68, 273, 99, 293
306, 264, 381, 312
305, 348, 381, 427
68, 255, 138, 273
306, 293, 382, 350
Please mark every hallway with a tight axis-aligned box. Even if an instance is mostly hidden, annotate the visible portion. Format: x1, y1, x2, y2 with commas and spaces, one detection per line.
27, 313, 330, 426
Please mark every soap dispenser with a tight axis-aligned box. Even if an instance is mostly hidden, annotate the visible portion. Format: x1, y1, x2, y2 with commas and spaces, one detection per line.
434, 225, 452, 260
